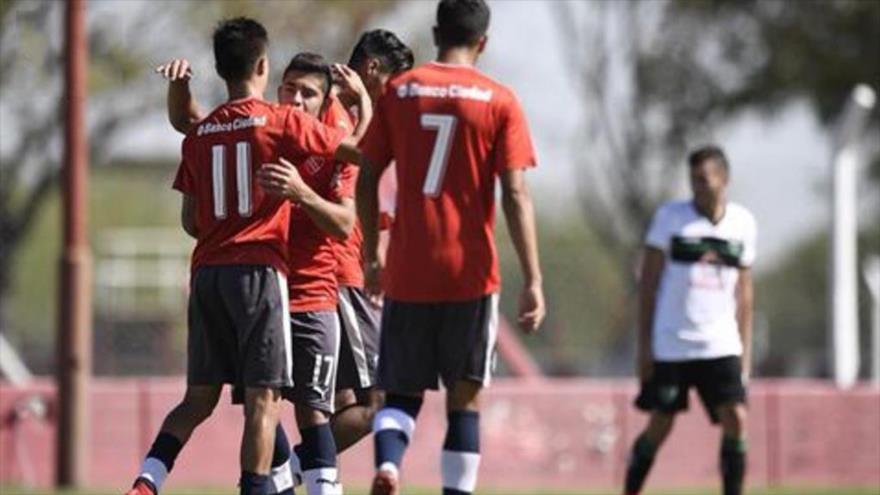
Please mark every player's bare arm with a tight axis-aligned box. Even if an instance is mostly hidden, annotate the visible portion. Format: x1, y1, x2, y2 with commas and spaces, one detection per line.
500, 169, 545, 333
638, 247, 664, 382
257, 157, 356, 239
155, 58, 204, 134
356, 156, 386, 298
736, 267, 754, 382
180, 194, 198, 239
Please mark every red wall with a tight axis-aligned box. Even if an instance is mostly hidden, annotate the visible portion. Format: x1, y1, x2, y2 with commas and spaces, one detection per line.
1, 378, 878, 491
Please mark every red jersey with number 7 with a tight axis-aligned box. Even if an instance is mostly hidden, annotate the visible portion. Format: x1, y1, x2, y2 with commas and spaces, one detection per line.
173, 97, 347, 275
360, 62, 537, 302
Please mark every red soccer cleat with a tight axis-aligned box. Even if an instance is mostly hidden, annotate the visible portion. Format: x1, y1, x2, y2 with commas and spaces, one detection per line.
369, 466, 399, 495
124, 479, 156, 495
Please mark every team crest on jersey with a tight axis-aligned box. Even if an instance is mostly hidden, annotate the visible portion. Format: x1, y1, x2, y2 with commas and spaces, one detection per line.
303, 156, 326, 176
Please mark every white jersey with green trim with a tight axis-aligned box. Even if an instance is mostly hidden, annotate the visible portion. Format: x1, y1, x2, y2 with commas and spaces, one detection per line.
645, 199, 757, 361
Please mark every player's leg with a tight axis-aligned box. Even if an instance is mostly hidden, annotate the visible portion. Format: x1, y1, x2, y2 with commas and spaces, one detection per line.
623, 411, 675, 495
371, 299, 436, 495
696, 356, 748, 495
232, 386, 295, 495
228, 266, 294, 495
624, 361, 687, 495
128, 385, 222, 495
442, 380, 482, 495
241, 386, 282, 495
126, 266, 231, 495
287, 311, 343, 495
434, 294, 500, 495
333, 286, 383, 452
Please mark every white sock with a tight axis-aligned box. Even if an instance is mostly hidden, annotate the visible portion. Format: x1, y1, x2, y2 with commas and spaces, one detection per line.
270, 460, 294, 494
441, 450, 481, 494
138, 457, 169, 492
303, 467, 341, 495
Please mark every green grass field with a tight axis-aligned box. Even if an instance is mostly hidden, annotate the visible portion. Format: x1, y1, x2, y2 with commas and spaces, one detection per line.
2, 487, 879, 495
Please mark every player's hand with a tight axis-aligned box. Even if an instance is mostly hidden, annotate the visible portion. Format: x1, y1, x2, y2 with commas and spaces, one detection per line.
155, 58, 193, 83
637, 351, 654, 382
257, 158, 309, 201
331, 64, 369, 103
517, 283, 545, 334
363, 259, 384, 303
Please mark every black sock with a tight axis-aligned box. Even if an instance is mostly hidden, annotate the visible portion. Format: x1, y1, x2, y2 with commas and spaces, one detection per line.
240, 471, 271, 495
720, 435, 746, 495
136, 432, 183, 493
442, 411, 481, 495
624, 434, 657, 495
271, 424, 293, 495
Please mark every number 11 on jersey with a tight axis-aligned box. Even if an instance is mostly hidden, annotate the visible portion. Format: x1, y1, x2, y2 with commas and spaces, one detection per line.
211, 141, 253, 219
421, 113, 457, 197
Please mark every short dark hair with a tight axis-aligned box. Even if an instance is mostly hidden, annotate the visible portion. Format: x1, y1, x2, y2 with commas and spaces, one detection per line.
348, 29, 414, 75
435, 0, 490, 48
213, 17, 268, 82
283, 52, 332, 96
688, 145, 729, 172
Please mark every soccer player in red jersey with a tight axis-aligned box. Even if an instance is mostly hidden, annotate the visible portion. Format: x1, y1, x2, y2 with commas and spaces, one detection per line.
329, 28, 415, 458
125, 19, 360, 495
149, 51, 371, 495
356, 1, 545, 494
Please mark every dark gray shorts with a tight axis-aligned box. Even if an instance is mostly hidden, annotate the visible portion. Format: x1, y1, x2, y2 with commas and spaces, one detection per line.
187, 265, 292, 390
336, 286, 381, 391
378, 294, 499, 394
281, 310, 340, 413
635, 356, 747, 423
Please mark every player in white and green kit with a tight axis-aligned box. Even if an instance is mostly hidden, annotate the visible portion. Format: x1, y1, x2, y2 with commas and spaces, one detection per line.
624, 145, 756, 495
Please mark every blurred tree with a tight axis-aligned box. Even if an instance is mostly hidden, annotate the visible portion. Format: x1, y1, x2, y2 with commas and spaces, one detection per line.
756, 224, 879, 377
554, 0, 879, 269
0, 0, 405, 335
552, 0, 878, 373
0, 0, 164, 331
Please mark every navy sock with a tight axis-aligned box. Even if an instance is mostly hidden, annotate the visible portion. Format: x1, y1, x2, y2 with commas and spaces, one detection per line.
298, 423, 337, 470
240, 471, 271, 495
443, 411, 480, 452
273, 423, 291, 468
374, 394, 423, 471
442, 411, 481, 495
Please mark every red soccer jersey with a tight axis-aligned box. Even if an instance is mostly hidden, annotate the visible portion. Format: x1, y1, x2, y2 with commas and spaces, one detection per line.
333, 107, 366, 289
173, 97, 346, 275
360, 62, 537, 302
288, 97, 356, 311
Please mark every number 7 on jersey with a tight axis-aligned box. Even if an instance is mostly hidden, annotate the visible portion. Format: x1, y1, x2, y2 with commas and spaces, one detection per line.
421, 113, 457, 197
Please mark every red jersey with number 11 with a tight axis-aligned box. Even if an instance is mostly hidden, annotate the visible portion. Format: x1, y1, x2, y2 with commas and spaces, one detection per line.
360, 62, 537, 302
173, 97, 346, 275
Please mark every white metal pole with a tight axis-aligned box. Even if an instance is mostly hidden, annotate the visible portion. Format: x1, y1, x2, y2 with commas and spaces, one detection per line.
830, 84, 875, 389
831, 147, 859, 388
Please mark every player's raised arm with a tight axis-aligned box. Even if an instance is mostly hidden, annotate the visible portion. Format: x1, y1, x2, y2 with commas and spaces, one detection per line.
155, 58, 204, 134
500, 169, 545, 333
331, 63, 374, 143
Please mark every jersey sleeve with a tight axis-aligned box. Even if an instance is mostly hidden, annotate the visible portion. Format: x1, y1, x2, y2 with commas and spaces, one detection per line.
281, 107, 347, 159
332, 161, 358, 201
493, 93, 537, 173
172, 138, 195, 194
360, 93, 393, 171
739, 211, 758, 268
645, 203, 673, 252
